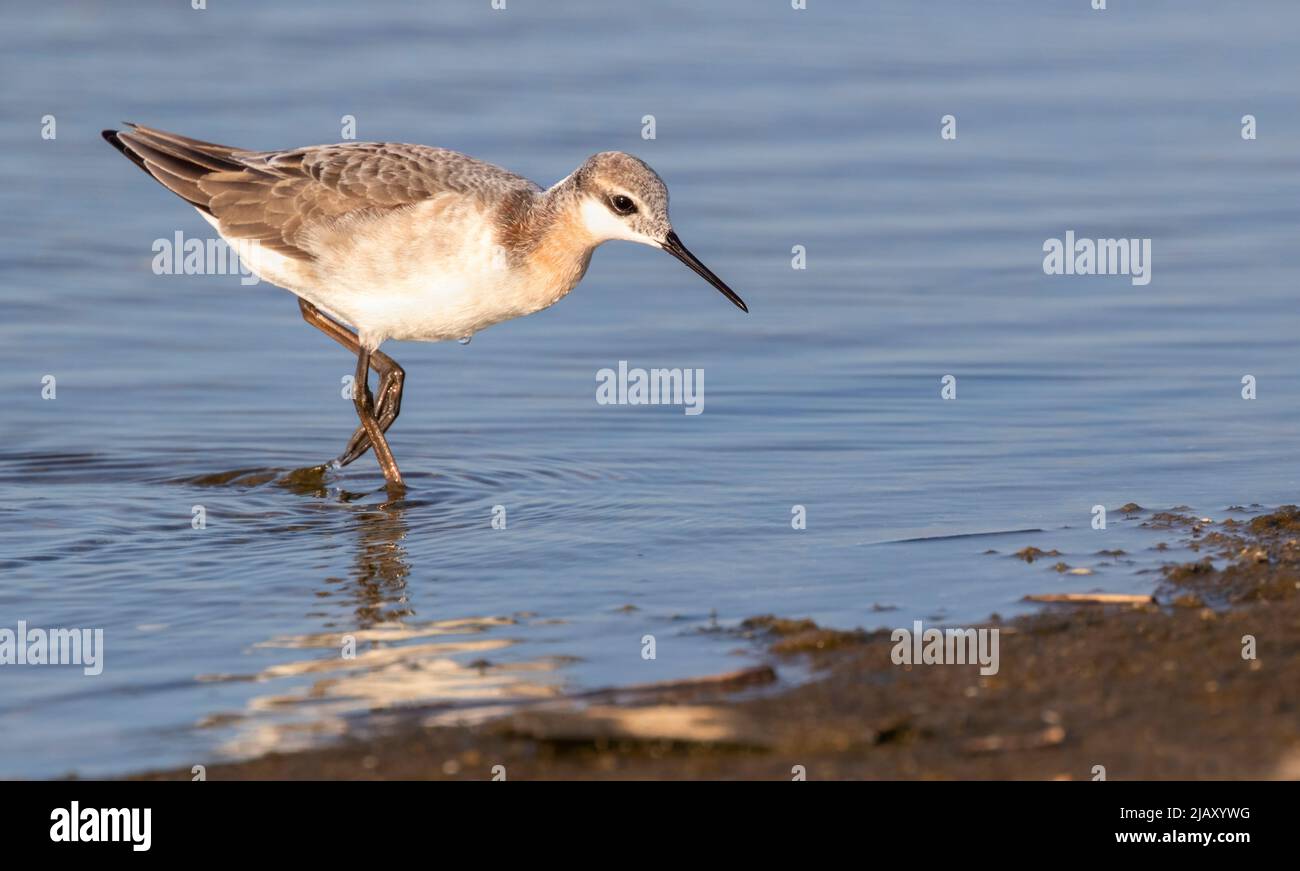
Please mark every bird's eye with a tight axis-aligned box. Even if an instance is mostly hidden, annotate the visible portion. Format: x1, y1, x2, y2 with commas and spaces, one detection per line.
608, 194, 637, 215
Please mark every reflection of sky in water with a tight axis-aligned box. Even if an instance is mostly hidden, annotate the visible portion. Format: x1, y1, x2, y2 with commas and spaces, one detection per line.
3, 0, 1300, 776
215, 617, 564, 760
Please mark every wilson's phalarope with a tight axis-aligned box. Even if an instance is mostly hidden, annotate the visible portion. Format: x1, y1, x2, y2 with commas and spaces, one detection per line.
102, 124, 748, 488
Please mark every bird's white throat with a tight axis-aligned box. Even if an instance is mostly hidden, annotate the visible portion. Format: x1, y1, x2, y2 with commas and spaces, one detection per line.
578, 196, 659, 247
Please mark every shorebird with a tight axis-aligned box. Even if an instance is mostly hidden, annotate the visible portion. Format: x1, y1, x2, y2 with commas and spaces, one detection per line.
102, 124, 747, 488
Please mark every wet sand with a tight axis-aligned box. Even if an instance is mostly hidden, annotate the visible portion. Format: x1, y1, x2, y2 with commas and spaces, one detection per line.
133, 505, 1300, 781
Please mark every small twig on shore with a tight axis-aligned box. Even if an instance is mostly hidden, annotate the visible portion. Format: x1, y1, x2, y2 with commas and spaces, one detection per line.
1023, 592, 1155, 605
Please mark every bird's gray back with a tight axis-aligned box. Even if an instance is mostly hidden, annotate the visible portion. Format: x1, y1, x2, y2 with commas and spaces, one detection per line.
245, 142, 541, 205
106, 124, 542, 262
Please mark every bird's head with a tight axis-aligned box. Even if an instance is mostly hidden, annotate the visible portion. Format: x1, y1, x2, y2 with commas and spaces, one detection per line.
568, 151, 747, 312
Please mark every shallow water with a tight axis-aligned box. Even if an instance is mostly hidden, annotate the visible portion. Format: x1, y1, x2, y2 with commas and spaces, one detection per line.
3, 1, 1300, 777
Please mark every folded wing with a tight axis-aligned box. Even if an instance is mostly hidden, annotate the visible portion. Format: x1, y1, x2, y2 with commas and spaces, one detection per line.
103, 123, 536, 261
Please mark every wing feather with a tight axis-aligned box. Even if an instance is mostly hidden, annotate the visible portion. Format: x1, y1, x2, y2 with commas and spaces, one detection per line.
103, 124, 540, 262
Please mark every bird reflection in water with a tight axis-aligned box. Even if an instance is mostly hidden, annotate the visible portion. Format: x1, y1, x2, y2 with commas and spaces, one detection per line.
197, 474, 563, 760
332, 495, 414, 630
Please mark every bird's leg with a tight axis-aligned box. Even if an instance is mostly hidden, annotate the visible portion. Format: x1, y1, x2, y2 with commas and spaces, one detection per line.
298, 300, 405, 462
336, 356, 403, 467
352, 347, 403, 487
299, 304, 405, 483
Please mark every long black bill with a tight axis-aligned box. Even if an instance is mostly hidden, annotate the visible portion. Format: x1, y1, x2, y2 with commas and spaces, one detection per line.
662, 231, 748, 313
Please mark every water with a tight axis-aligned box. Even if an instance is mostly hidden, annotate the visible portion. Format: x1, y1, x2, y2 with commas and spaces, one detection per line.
2, 0, 1299, 778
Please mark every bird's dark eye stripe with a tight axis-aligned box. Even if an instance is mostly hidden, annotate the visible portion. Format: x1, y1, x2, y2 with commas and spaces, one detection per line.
608, 194, 637, 215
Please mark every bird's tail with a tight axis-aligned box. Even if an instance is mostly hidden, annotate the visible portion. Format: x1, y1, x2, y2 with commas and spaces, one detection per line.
101, 123, 248, 215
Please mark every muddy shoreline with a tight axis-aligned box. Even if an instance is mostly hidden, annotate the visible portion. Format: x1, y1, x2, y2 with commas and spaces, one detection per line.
132, 505, 1300, 780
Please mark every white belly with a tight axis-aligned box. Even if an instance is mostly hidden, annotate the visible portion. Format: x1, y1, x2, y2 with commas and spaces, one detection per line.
202, 198, 570, 348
